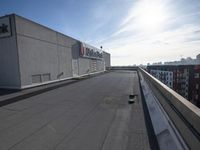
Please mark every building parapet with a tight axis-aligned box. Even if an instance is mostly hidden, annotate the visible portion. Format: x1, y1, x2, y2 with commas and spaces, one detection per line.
139, 67, 200, 150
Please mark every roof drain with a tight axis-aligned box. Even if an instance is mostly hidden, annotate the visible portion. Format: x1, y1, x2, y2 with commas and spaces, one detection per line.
129, 94, 137, 104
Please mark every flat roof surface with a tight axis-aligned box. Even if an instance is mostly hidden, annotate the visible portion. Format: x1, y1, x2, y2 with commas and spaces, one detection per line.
0, 71, 151, 150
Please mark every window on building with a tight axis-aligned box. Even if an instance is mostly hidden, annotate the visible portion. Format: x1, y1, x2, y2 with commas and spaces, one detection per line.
186, 83, 188, 87
185, 95, 188, 99
194, 73, 199, 78
196, 84, 199, 90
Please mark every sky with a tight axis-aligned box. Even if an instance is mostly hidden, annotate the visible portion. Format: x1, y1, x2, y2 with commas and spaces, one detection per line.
1, 0, 200, 65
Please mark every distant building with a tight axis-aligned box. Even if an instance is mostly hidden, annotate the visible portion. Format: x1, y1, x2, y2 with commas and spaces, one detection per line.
150, 70, 173, 88
163, 54, 200, 65
196, 54, 200, 64
197, 54, 200, 59
147, 65, 200, 107
192, 65, 200, 106
152, 62, 162, 65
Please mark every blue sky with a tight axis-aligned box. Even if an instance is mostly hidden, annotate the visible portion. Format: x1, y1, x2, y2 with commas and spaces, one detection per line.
1, 0, 200, 65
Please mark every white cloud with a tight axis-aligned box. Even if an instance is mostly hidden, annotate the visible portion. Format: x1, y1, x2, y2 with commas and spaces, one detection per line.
98, 0, 200, 65
101, 22, 200, 65
84, 0, 200, 65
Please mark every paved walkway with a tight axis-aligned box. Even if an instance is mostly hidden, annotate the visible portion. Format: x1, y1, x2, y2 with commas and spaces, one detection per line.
0, 71, 151, 150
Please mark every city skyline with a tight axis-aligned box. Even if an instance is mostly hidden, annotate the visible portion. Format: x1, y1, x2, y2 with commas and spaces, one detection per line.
1, 0, 200, 65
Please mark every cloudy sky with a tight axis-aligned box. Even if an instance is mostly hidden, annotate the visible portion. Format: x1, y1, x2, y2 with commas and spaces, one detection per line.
1, 0, 200, 65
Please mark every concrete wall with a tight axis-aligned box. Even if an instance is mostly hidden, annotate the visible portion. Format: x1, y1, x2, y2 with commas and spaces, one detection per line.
15, 15, 77, 88
0, 15, 21, 89
103, 52, 111, 68
73, 42, 105, 75
78, 58, 105, 75
139, 67, 200, 150
0, 14, 110, 89
96, 59, 105, 71
78, 58, 90, 75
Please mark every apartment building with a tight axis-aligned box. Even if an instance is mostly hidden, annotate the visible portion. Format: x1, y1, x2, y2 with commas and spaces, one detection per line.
147, 65, 200, 107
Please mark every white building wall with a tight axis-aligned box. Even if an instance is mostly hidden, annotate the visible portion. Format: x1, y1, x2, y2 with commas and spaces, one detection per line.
97, 59, 105, 71
78, 58, 90, 75
15, 15, 75, 88
0, 14, 110, 89
0, 15, 21, 89
103, 52, 111, 67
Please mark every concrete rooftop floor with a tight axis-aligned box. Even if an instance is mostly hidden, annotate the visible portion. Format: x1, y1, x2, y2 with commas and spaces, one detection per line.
0, 71, 151, 150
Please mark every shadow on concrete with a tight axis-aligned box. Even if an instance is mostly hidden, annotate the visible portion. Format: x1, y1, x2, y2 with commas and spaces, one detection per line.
138, 72, 160, 150
0, 89, 20, 96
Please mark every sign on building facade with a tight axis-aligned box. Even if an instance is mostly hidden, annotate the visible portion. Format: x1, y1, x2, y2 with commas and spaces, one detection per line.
0, 17, 11, 38
80, 42, 103, 60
